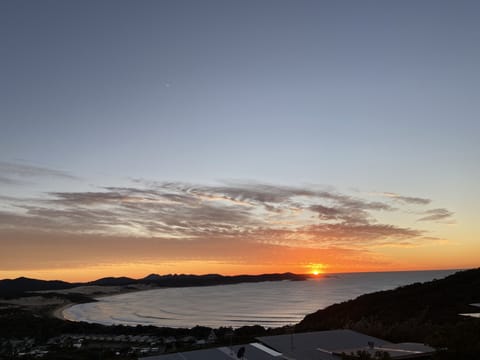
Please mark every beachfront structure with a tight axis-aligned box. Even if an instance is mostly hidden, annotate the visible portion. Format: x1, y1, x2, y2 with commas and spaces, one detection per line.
140, 329, 435, 359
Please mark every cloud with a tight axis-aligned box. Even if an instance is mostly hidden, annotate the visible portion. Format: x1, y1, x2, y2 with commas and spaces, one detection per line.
307, 223, 422, 242
247, 222, 423, 249
0, 181, 456, 277
0, 181, 448, 253
381, 192, 431, 205
309, 205, 345, 220
192, 182, 316, 204
0, 161, 77, 185
48, 191, 141, 205
417, 208, 454, 222
0, 176, 28, 185
308, 190, 394, 226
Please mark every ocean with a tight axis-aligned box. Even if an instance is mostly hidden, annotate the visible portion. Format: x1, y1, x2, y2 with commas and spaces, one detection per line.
62, 269, 456, 328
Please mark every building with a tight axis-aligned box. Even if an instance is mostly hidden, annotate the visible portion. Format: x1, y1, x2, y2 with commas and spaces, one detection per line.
140, 329, 435, 360
140, 342, 282, 359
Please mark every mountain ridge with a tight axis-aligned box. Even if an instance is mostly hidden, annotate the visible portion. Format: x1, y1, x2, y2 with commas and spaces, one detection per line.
0, 272, 308, 295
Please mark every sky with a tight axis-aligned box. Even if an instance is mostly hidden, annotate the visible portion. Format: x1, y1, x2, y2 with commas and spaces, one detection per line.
0, 0, 479, 281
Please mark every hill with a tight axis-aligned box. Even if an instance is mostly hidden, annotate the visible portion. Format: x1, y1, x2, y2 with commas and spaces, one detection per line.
0, 272, 308, 296
0, 277, 76, 295
297, 268, 480, 358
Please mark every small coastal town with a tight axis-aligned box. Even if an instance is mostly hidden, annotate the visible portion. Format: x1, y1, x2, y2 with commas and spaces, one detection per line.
140, 329, 437, 360
0, 327, 437, 359
0, 331, 216, 359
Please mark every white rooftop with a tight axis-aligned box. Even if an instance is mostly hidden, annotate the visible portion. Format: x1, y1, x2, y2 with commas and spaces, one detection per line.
140, 329, 435, 360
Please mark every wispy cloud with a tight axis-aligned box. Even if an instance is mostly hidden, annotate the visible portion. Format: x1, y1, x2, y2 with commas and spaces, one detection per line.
0, 181, 450, 250
0, 181, 456, 275
418, 208, 454, 222
380, 192, 431, 205
0, 161, 77, 185
0, 176, 27, 186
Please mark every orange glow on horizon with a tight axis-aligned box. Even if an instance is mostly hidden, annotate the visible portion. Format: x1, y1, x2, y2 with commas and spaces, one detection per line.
0, 263, 469, 283
1, 239, 476, 282
307, 263, 326, 276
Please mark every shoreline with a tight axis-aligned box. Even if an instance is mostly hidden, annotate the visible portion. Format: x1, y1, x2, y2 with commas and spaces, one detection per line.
47, 269, 458, 326
49, 284, 156, 321
53, 270, 460, 329
52, 302, 72, 320
47, 276, 313, 323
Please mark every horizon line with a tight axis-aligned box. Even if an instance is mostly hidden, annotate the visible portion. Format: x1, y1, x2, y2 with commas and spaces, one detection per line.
1, 267, 467, 283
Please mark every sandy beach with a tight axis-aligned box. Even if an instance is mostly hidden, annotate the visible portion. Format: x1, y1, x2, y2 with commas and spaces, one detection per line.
0, 283, 156, 323
52, 302, 72, 320
46, 283, 155, 321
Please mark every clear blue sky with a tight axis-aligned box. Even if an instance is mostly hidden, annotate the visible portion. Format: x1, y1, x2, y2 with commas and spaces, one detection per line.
0, 1, 479, 280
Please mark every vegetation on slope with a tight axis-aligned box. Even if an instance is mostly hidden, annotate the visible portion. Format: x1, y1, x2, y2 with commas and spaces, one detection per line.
297, 268, 480, 359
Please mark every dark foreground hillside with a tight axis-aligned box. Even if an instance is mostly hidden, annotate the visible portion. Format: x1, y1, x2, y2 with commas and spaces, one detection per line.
297, 268, 480, 359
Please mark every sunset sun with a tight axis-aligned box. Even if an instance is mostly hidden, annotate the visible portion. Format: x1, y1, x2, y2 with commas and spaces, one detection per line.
308, 264, 325, 276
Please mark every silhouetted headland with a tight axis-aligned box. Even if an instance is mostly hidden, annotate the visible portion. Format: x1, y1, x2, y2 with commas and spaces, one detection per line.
0, 272, 308, 296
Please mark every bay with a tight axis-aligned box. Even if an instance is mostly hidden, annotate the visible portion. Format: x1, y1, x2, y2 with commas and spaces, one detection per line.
63, 270, 456, 328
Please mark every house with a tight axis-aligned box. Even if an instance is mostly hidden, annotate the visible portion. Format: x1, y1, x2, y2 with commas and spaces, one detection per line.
257, 329, 434, 359
139, 343, 282, 360
140, 329, 435, 360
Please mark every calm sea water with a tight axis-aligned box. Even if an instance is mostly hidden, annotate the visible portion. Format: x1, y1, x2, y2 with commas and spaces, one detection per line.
63, 270, 456, 328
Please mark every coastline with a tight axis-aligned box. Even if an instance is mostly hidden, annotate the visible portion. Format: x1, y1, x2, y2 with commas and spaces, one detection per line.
49, 283, 156, 321
52, 302, 72, 320
53, 269, 458, 329
50, 280, 304, 323
46, 275, 312, 323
